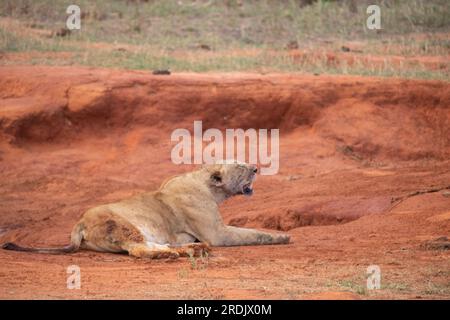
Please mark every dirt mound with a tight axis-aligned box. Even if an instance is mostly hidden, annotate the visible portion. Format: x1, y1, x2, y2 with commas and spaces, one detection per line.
229, 196, 392, 231
0, 65, 449, 234
1, 66, 449, 161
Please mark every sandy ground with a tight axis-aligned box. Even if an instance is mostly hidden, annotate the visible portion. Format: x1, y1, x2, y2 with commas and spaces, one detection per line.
0, 66, 449, 299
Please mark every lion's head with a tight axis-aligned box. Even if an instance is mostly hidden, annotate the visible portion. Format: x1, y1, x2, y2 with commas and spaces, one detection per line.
204, 161, 258, 198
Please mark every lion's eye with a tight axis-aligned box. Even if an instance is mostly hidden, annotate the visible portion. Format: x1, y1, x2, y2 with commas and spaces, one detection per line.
212, 174, 222, 183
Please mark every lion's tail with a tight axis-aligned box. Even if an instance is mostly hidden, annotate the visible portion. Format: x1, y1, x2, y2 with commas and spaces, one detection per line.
1, 223, 84, 254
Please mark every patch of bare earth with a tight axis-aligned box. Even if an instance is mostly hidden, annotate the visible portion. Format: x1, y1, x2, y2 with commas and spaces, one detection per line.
0, 66, 449, 299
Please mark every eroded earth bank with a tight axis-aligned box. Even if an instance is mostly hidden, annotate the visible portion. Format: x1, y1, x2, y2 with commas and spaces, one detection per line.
0, 66, 449, 299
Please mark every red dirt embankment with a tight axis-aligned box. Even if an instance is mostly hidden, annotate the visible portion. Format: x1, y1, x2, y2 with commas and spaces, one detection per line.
0, 66, 449, 299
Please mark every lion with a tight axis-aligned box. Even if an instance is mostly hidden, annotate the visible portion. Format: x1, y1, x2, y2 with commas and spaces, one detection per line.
2, 162, 290, 259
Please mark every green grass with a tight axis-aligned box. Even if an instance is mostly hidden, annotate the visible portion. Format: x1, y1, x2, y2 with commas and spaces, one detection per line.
0, 0, 449, 80
423, 281, 450, 295
2, 0, 449, 47
335, 278, 414, 296
0, 26, 75, 52
382, 282, 411, 292
337, 279, 368, 295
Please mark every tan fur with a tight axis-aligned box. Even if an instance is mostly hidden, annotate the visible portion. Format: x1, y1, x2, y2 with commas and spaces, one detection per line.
2, 163, 290, 259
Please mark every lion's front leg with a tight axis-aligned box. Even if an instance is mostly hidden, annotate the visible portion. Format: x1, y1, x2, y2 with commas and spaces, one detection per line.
204, 226, 290, 247
126, 243, 180, 259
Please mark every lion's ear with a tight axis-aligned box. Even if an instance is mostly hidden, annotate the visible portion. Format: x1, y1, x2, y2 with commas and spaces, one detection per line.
210, 171, 223, 186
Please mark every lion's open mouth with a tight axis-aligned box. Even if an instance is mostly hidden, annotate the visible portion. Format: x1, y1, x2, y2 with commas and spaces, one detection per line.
242, 183, 253, 196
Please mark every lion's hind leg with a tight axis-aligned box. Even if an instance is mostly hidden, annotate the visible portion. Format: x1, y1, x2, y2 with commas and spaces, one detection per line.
170, 242, 210, 258
125, 242, 180, 259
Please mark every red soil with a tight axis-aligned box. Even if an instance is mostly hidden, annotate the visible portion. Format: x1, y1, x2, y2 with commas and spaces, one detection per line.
0, 66, 449, 299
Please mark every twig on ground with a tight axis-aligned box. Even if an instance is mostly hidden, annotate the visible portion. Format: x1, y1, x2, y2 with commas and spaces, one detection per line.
389, 185, 450, 212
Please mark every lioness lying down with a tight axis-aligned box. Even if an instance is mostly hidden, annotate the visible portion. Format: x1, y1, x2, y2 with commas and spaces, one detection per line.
2, 162, 290, 259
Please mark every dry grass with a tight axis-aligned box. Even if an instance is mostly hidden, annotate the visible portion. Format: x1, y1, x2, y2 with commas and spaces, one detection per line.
0, 0, 449, 80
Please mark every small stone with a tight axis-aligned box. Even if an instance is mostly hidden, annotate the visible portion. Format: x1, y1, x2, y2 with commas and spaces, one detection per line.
287, 175, 302, 181
286, 41, 299, 50
421, 237, 450, 250
198, 44, 211, 51
152, 69, 171, 75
